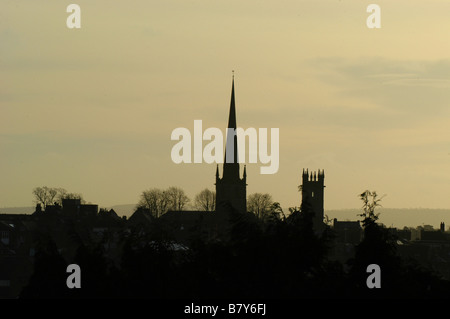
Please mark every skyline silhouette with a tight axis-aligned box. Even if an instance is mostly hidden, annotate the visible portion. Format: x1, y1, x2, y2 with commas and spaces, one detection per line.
5, 1, 450, 304
3, 76, 450, 230
4, 2, 450, 219
3, 77, 450, 300
3, 73, 450, 230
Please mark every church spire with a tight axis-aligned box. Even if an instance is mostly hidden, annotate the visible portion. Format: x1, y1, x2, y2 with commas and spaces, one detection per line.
215, 72, 247, 214
227, 71, 237, 130
222, 72, 240, 181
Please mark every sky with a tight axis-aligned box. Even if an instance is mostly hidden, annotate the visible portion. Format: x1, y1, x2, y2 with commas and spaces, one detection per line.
3, 0, 450, 217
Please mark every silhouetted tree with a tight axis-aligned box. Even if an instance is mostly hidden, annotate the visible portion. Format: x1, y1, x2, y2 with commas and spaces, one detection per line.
193, 188, 216, 211
32, 186, 85, 209
358, 190, 383, 228
58, 191, 85, 205
32, 186, 62, 209
138, 187, 190, 217
138, 188, 170, 218
267, 202, 285, 221
165, 186, 190, 211
247, 193, 273, 220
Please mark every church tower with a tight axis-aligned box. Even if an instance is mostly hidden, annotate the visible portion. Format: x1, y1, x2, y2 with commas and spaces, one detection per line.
300, 169, 325, 232
215, 75, 247, 213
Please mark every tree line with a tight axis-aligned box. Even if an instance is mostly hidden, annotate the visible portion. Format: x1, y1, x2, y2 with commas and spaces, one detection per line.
32, 186, 279, 220
20, 189, 450, 299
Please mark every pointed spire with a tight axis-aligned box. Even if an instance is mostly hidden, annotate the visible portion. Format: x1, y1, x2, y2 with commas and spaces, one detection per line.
222, 72, 240, 181
216, 164, 219, 178
227, 73, 237, 130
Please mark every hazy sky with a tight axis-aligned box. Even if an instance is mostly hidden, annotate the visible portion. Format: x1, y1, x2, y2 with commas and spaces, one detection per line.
3, 0, 450, 214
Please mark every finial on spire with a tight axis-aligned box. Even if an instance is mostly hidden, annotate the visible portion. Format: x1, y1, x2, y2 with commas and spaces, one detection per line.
232, 70, 234, 80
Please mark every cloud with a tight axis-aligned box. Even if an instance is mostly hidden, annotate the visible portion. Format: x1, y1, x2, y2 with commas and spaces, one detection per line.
304, 57, 450, 129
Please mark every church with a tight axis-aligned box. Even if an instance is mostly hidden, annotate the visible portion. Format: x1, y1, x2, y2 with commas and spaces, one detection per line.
161, 76, 249, 242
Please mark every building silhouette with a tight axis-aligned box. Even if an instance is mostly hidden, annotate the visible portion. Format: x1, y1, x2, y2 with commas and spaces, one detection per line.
215, 75, 247, 214
300, 168, 325, 232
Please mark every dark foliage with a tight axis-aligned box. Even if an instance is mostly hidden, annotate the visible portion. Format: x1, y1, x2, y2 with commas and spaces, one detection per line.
19, 233, 68, 298
18, 196, 450, 299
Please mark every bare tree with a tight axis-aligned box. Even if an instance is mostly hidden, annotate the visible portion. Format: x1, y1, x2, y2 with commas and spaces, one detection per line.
194, 188, 216, 212
56, 189, 85, 205
247, 193, 273, 220
32, 186, 86, 210
138, 186, 191, 217
138, 188, 170, 218
32, 186, 66, 209
166, 186, 190, 211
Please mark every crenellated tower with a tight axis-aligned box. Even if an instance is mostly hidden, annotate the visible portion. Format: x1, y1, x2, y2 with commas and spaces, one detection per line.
300, 168, 325, 232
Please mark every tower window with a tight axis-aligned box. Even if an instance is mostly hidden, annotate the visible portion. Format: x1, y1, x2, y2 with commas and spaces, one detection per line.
312, 192, 314, 198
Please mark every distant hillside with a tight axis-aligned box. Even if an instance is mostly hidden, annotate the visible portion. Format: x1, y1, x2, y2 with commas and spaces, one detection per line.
0, 206, 34, 214
107, 204, 136, 217
0, 204, 137, 218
